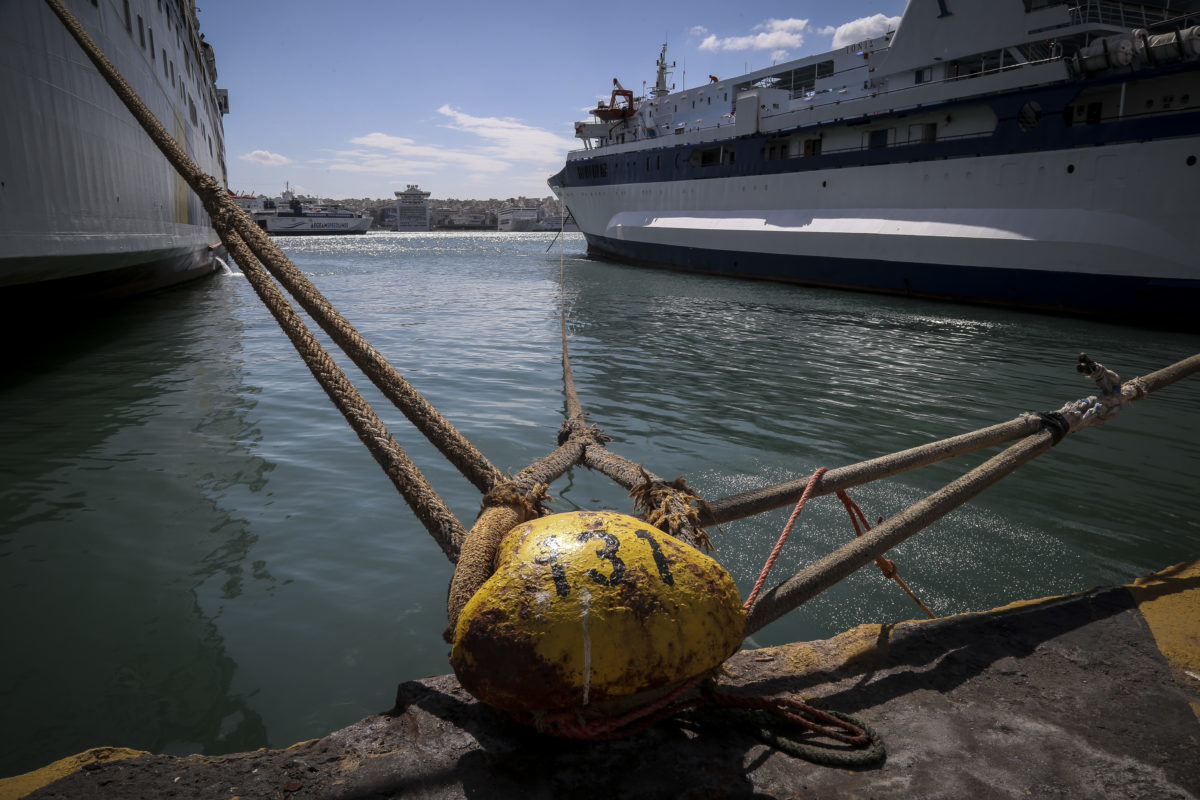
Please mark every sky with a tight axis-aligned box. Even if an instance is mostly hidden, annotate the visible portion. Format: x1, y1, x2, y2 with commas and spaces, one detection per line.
199, 1, 910, 201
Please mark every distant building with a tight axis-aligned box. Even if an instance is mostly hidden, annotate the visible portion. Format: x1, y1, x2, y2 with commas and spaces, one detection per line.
394, 185, 431, 231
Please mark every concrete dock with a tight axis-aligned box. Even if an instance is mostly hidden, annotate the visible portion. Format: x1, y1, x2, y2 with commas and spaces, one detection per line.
4, 561, 1198, 799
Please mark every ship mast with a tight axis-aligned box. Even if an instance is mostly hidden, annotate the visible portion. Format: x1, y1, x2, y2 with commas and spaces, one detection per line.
651, 43, 674, 98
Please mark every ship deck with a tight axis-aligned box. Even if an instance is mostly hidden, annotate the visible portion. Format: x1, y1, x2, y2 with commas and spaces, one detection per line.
5, 561, 1199, 799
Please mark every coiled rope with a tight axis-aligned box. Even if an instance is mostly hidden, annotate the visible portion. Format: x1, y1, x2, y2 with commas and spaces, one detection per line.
47, 0, 1200, 762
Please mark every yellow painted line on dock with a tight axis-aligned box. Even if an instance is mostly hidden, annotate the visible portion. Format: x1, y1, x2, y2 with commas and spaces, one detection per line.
0, 747, 146, 800
1128, 559, 1200, 722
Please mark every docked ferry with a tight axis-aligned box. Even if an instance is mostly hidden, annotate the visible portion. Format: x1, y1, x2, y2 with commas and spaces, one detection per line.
549, 0, 1200, 326
0, 0, 228, 301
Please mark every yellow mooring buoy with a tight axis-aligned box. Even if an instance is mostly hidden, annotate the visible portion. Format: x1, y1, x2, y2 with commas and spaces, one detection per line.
451, 510, 745, 714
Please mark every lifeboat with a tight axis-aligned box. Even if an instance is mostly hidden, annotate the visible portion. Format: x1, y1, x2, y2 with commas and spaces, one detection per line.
590, 78, 636, 121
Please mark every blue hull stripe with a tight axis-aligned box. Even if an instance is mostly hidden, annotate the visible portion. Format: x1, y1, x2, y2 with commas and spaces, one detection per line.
585, 234, 1200, 329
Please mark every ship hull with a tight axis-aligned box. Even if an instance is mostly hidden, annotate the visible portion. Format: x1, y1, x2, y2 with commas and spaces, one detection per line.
558, 134, 1199, 327
263, 218, 373, 235
0, 0, 228, 299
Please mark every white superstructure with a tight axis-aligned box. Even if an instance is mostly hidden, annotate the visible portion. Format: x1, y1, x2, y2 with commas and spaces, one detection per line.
550, 0, 1200, 327
1, 0, 229, 300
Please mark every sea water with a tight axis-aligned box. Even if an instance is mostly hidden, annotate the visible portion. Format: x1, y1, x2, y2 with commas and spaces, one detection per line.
2, 231, 1198, 776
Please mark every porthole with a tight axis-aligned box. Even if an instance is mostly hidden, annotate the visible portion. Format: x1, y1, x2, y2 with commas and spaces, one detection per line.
1188, 155, 1197, 166
822, 180, 828, 187
1067, 164, 1075, 173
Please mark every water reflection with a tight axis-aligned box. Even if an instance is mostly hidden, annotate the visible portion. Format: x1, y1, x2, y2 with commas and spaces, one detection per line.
0, 280, 272, 776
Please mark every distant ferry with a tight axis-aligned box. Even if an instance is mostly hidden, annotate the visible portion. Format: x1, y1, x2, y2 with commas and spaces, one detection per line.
549, 0, 1200, 326
232, 190, 372, 236
1, 0, 229, 301
497, 206, 540, 232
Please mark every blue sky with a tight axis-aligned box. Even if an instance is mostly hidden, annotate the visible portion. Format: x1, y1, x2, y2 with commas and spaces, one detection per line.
199, 1, 909, 201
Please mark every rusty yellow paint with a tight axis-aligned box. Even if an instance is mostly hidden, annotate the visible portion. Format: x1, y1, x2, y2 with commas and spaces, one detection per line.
0, 747, 146, 800
451, 511, 745, 713
1128, 559, 1200, 722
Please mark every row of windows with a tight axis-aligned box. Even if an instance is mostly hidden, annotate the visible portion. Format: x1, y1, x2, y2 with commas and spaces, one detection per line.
576, 163, 608, 179
114, 0, 220, 160
576, 117, 945, 179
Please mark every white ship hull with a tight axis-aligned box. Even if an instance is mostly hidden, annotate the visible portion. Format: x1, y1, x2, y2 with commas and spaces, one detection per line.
551, 0, 1200, 326
564, 137, 1196, 316
0, 0, 228, 299
262, 215, 372, 236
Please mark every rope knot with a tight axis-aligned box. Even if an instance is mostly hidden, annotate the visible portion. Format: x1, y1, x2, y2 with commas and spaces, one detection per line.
630, 470, 714, 551
480, 481, 550, 522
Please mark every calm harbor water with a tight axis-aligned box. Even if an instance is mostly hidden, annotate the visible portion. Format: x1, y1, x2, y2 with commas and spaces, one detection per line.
2, 231, 1198, 776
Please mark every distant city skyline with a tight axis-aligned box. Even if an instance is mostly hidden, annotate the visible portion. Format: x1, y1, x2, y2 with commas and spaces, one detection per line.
199, 1, 907, 200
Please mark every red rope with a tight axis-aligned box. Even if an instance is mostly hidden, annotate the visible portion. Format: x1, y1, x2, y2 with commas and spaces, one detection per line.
836, 490, 936, 619
743, 467, 827, 611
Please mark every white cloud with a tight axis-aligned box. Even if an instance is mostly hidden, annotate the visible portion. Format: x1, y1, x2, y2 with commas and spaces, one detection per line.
320, 109, 576, 189
435, 105, 577, 163
698, 18, 810, 55
689, 25, 708, 37
240, 150, 292, 166
830, 14, 902, 48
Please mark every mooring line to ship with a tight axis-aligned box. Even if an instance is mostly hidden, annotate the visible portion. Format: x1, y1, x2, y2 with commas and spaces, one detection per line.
47, 0, 1200, 762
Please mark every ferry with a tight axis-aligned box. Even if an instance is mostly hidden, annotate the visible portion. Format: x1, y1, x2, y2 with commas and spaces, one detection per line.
0, 0, 229, 301
497, 206, 540, 232
548, 0, 1200, 327
232, 189, 372, 236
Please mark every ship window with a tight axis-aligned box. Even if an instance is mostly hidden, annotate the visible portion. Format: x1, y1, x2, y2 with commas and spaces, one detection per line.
915, 68, 930, 84
162, 51, 168, 77
123, 0, 131, 32
690, 146, 734, 167
138, 15, 145, 48
868, 128, 889, 149
656, 155, 661, 169
170, 61, 175, 86
762, 138, 791, 160
189, 95, 197, 125
918, 122, 937, 143
149, 29, 155, 57
1086, 101, 1103, 124
1017, 101, 1042, 132
804, 138, 822, 156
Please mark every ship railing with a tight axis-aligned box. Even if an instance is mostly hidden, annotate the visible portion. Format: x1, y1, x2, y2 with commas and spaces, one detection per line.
568, 52, 1074, 157
1069, 0, 1178, 29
